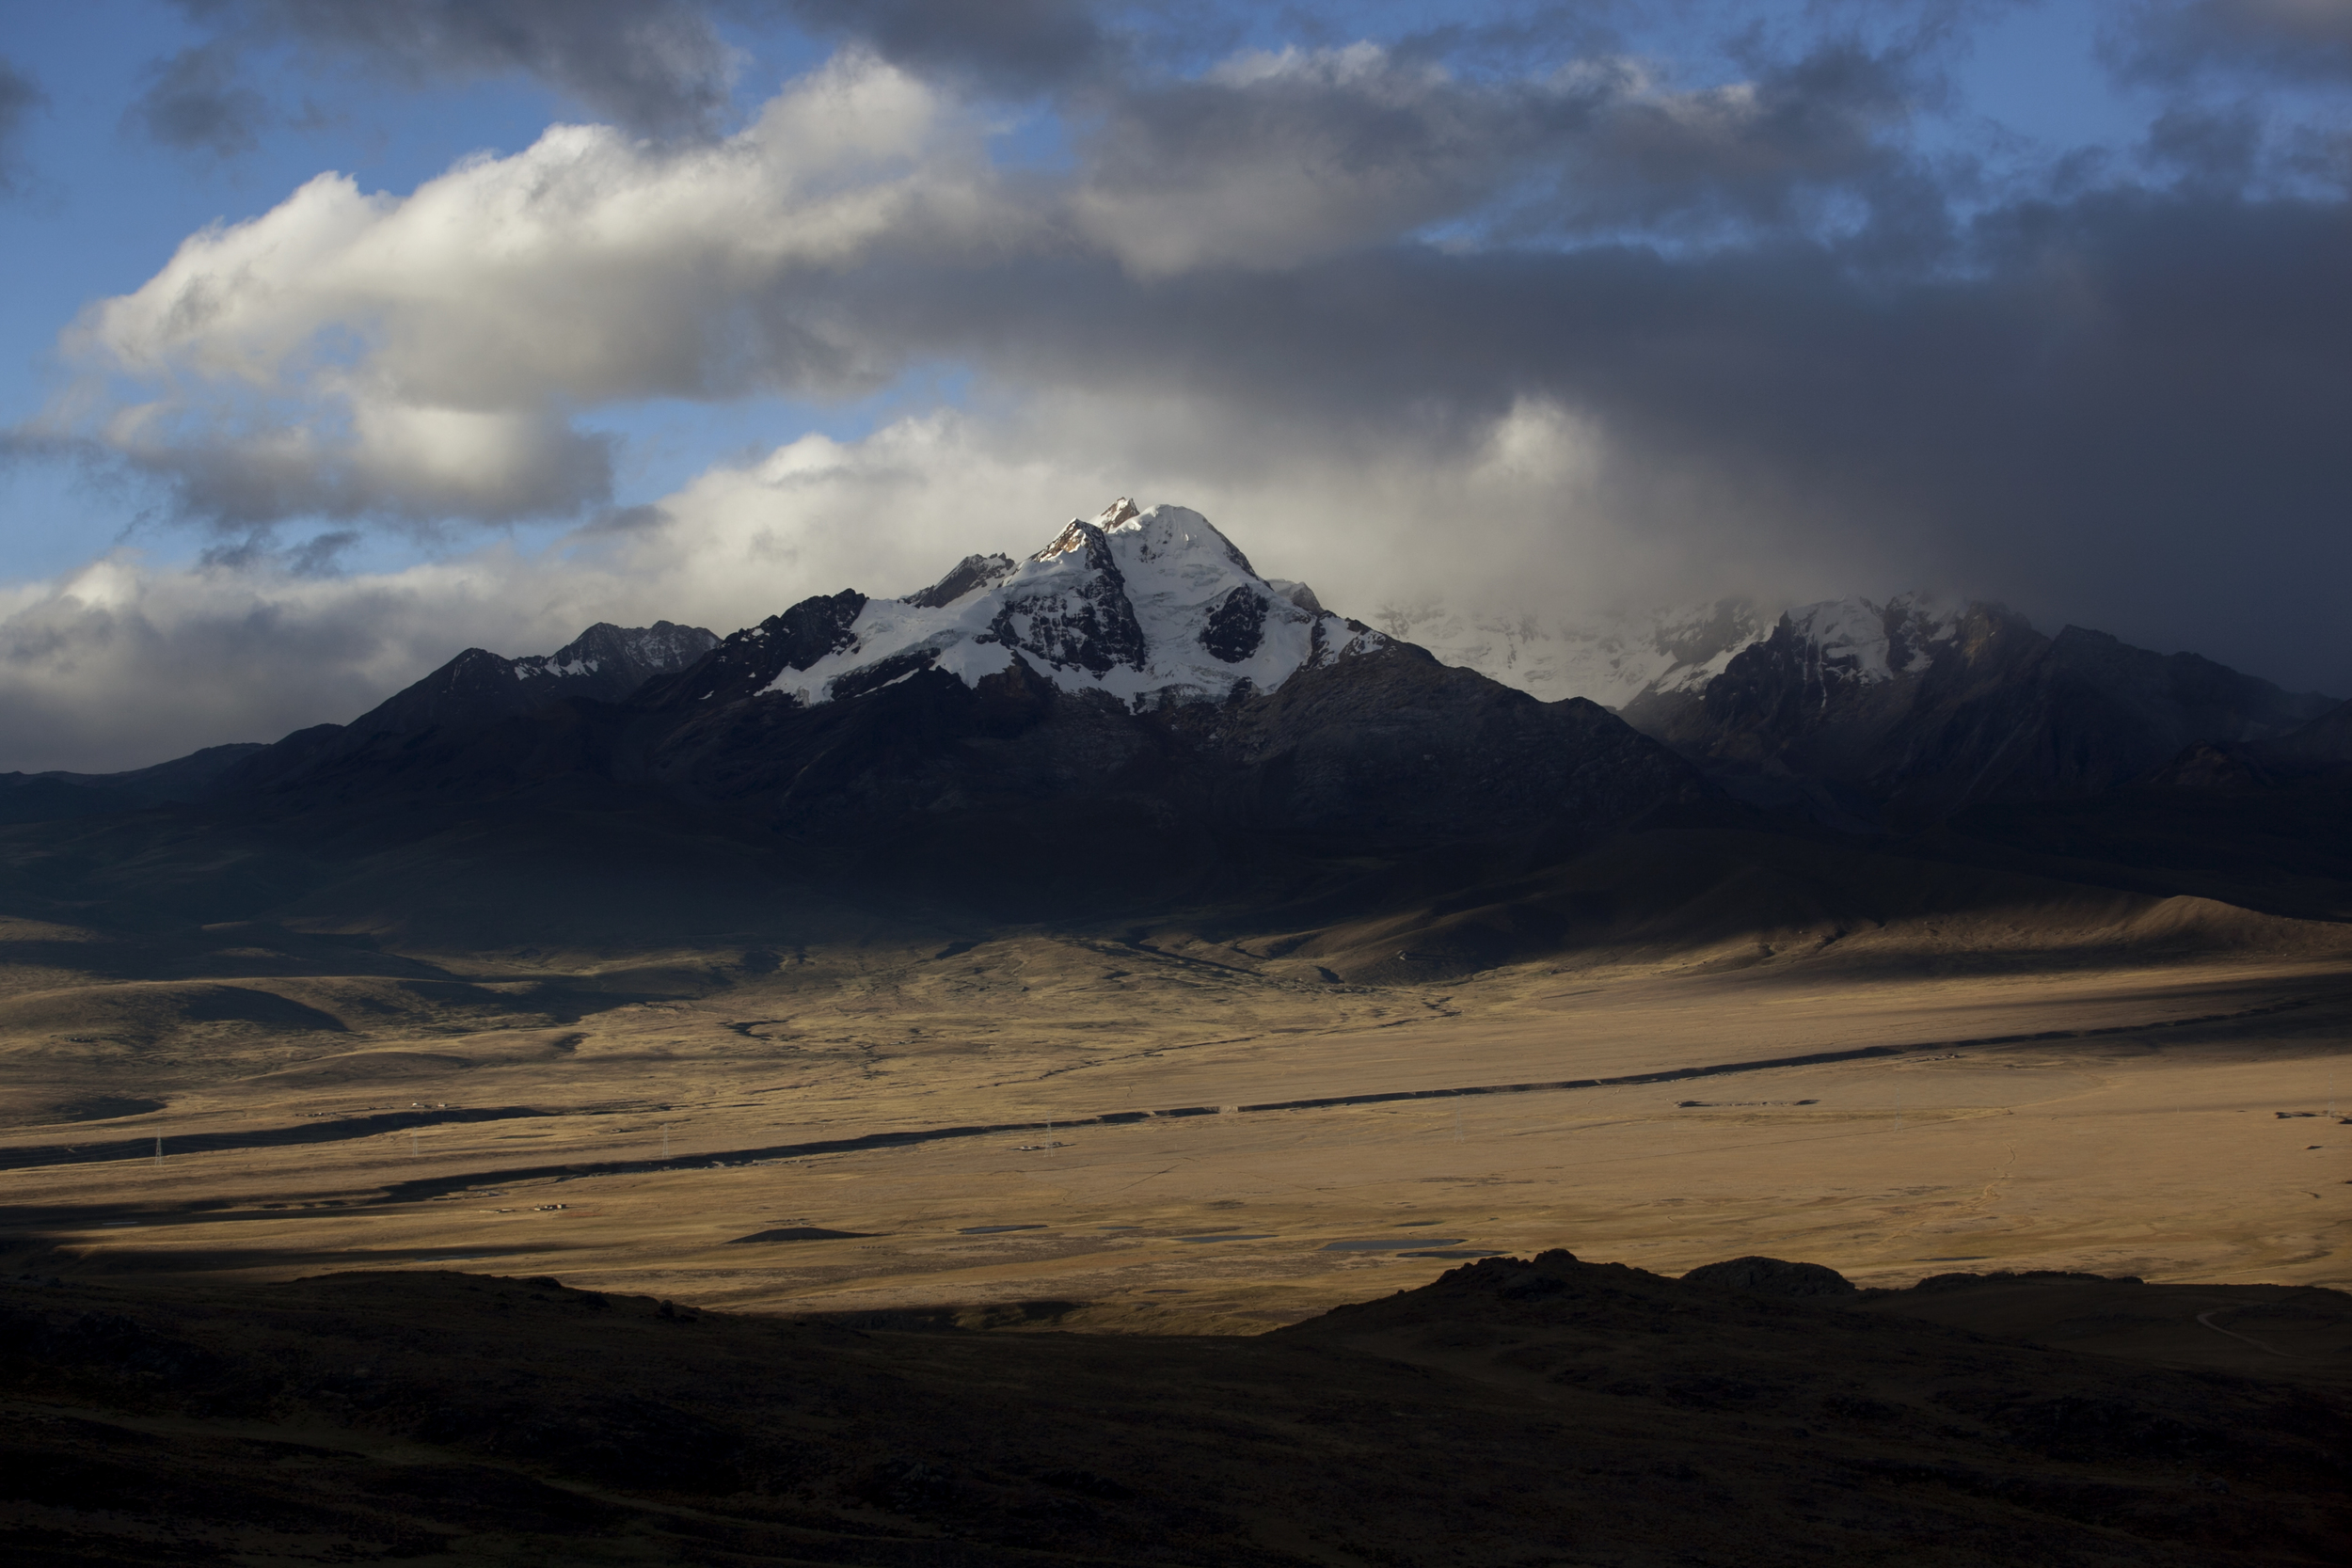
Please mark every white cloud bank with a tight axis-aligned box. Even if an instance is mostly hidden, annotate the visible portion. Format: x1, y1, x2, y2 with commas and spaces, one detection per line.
8, 17, 2350, 770
1, 395, 1807, 773
53, 54, 1008, 526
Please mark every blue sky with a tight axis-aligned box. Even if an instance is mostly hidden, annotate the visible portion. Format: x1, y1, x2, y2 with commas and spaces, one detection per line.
0, 0, 2346, 768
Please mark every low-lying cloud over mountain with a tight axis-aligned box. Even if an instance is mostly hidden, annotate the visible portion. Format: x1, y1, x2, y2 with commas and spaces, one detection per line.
4, 1, 2347, 769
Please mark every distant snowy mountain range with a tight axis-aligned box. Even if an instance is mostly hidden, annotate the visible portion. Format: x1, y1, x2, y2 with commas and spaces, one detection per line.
3, 499, 2344, 835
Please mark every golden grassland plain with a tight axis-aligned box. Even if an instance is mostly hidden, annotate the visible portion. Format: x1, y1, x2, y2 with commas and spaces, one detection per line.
4, 878, 2347, 1336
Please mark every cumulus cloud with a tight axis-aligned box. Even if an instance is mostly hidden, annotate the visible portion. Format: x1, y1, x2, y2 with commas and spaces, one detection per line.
56, 55, 1004, 527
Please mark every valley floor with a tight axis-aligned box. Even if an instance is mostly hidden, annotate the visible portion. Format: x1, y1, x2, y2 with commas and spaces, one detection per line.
4, 920, 2348, 1336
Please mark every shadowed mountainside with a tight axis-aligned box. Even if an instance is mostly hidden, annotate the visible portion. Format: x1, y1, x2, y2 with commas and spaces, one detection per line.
1625, 598, 2338, 824
0, 503, 2344, 980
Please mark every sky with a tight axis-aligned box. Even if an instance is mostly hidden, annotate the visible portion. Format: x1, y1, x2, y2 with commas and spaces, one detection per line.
0, 0, 2347, 772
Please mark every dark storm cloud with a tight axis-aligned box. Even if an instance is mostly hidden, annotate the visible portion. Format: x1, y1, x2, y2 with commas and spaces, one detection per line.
0, 55, 49, 195
151, 0, 739, 137
1536, 35, 1931, 236
821, 172, 2351, 687
2111, 0, 2352, 86
1056, 30, 1943, 273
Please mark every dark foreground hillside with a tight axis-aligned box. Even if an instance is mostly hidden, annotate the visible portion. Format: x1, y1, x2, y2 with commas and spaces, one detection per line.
4, 1252, 2344, 1566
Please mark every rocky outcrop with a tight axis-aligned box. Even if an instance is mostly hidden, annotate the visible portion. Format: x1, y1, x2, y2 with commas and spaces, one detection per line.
1682, 1256, 1858, 1298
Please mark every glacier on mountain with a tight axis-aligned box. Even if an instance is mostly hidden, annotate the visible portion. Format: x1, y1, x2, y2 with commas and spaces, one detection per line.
1381, 596, 1772, 710
762, 499, 1384, 710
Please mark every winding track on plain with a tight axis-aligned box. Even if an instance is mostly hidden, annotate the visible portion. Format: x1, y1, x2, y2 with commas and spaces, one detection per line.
0, 994, 2312, 1210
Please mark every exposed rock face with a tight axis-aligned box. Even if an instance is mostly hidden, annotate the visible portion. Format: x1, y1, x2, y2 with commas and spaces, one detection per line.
633, 594, 866, 708
991, 518, 1152, 677
1198, 586, 1269, 663
903, 553, 1015, 610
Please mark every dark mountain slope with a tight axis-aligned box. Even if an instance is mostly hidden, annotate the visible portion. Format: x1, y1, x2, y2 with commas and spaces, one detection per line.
1629, 596, 2334, 823
2145, 694, 2352, 791
194, 620, 718, 800
343, 620, 718, 738
1933, 774, 2352, 924
628, 637, 1708, 843
0, 744, 267, 826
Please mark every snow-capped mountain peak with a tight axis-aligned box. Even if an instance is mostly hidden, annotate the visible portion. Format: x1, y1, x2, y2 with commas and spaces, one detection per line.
759, 502, 1382, 710
513, 621, 720, 684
